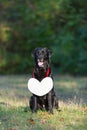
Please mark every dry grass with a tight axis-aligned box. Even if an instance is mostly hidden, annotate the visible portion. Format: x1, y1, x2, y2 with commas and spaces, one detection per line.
0, 75, 87, 130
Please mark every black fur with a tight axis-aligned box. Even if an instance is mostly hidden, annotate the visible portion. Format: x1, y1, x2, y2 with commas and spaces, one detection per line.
29, 47, 58, 113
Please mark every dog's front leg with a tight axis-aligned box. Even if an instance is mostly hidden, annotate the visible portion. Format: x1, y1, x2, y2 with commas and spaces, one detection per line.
32, 95, 38, 113
48, 92, 53, 114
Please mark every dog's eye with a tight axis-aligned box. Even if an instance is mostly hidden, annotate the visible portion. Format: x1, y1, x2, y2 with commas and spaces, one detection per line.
42, 51, 44, 54
38, 52, 40, 55
36, 51, 40, 55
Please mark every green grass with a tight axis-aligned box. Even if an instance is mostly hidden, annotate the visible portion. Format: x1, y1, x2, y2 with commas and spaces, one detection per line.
0, 75, 87, 130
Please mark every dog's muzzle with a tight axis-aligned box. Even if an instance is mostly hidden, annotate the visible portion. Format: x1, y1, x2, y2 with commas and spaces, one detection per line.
37, 59, 44, 67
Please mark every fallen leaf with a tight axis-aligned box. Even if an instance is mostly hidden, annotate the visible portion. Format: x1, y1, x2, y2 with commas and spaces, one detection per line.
82, 107, 87, 112
9, 128, 13, 130
27, 118, 36, 125
40, 119, 47, 124
9, 128, 16, 130
9, 128, 14, 130
60, 118, 64, 122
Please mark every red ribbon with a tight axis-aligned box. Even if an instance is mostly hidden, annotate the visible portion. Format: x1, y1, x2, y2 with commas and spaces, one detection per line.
46, 67, 51, 77
32, 67, 51, 78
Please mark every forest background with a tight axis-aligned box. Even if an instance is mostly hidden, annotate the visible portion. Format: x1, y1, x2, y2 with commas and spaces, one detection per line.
0, 0, 87, 75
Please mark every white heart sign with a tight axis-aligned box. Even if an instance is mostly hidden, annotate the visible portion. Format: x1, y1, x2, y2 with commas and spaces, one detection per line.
28, 77, 53, 96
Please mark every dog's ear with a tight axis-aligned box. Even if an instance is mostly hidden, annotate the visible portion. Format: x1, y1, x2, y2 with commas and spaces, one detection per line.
44, 47, 52, 57
48, 49, 52, 58
31, 50, 35, 58
31, 48, 38, 58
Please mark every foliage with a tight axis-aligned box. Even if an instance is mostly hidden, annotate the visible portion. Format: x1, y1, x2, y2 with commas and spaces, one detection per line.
0, 0, 87, 75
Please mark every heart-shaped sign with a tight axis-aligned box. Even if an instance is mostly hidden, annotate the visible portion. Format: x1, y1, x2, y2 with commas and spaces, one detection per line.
28, 77, 53, 96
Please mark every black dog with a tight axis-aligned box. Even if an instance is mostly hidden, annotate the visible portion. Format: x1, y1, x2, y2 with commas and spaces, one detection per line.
29, 47, 58, 113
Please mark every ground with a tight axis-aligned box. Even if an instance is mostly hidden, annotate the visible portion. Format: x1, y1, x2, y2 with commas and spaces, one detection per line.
0, 75, 87, 130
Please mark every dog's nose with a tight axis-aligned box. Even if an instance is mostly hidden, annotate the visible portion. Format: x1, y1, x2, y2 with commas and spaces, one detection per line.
38, 58, 43, 62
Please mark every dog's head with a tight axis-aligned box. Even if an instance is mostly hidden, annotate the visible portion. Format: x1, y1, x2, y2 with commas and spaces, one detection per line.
32, 47, 52, 68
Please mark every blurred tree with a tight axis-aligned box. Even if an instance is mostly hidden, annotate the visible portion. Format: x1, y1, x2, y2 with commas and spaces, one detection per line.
0, 0, 87, 75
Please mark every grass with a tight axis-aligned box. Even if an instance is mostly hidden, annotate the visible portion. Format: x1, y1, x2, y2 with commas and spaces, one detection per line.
0, 75, 87, 130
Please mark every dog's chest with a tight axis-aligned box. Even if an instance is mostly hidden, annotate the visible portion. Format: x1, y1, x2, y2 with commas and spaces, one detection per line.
34, 69, 46, 81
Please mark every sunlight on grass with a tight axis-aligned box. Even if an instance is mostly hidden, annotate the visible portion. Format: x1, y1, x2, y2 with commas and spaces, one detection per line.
56, 81, 77, 88
0, 75, 87, 107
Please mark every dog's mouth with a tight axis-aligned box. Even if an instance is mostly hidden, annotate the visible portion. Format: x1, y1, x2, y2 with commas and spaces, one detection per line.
37, 59, 44, 67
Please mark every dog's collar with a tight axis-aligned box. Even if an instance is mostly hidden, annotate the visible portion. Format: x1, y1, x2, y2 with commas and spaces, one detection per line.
32, 67, 51, 78
46, 67, 51, 77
